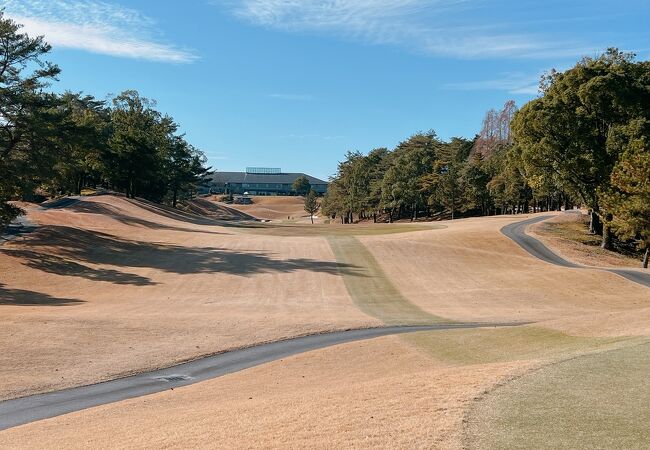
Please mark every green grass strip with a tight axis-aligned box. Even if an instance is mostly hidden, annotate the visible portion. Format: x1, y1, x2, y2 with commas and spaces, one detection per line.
466, 339, 649, 449
238, 223, 441, 237
404, 326, 622, 366
327, 235, 444, 325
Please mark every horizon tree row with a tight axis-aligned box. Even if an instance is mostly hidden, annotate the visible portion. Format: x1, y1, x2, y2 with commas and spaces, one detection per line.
0, 13, 210, 226
323, 49, 649, 267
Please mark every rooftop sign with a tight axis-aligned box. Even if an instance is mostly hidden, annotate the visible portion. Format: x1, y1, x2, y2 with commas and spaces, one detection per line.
246, 167, 282, 174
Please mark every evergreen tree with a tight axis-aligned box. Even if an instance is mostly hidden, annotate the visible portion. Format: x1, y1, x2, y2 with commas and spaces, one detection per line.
0, 12, 60, 224
462, 152, 492, 216
165, 136, 211, 207
106, 91, 173, 201
47, 93, 109, 195
292, 176, 311, 196
512, 49, 650, 248
304, 189, 320, 224
601, 119, 650, 267
421, 138, 471, 219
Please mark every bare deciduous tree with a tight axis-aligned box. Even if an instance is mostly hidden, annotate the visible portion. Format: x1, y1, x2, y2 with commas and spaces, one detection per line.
473, 100, 517, 158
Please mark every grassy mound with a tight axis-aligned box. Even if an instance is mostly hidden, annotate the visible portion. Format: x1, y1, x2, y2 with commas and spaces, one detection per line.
466, 340, 650, 449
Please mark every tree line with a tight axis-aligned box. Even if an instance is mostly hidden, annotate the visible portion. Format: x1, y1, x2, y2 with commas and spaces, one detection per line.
0, 13, 209, 226
323, 49, 649, 267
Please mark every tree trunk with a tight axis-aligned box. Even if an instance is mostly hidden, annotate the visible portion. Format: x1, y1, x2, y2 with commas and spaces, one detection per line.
601, 226, 612, 250
643, 247, 649, 269
76, 174, 83, 195
601, 218, 613, 250
310, 214, 314, 224
589, 211, 602, 235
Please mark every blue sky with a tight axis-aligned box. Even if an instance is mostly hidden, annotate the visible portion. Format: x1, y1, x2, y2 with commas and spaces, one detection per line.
2, 0, 649, 179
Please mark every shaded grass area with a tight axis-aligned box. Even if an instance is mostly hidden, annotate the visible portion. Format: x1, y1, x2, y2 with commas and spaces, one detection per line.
327, 236, 444, 325
0, 283, 83, 306
536, 214, 642, 265
541, 214, 602, 246
180, 198, 257, 221
404, 326, 622, 366
234, 222, 443, 237
466, 340, 650, 449
65, 201, 224, 235
1, 226, 364, 288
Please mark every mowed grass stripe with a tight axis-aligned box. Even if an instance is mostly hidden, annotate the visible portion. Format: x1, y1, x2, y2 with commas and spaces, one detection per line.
466, 340, 650, 450
327, 235, 444, 325
404, 326, 623, 366
236, 223, 441, 237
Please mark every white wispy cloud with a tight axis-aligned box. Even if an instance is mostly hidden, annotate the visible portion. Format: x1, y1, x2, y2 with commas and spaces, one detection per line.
277, 133, 345, 140
219, 0, 594, 59
0, 0, 196, 63
443, 73, 540, 95
204, 153, 230, 160
268, 93, 315, 101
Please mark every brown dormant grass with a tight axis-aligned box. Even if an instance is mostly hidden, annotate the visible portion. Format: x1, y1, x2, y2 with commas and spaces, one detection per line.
360, 214, 650, 323
1, 202, 648, 448
0, 195, 379, 399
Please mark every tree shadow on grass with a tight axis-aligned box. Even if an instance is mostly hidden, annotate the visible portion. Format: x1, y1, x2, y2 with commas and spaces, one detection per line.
1, 226, 365, 282
121, 198, 223, 226
65, 201, 224, 235
0, 283, 84, 306
183, 198, 259, 221
4, 250, 156, 286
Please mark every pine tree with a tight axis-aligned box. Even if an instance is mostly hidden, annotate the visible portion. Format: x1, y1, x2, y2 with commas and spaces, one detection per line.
304, 189, 320, 224
601, 119, 650, 267
0, 12, 60, 224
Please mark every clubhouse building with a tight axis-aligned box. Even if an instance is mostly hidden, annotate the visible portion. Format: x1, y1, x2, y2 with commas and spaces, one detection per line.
208, 168, 328, 196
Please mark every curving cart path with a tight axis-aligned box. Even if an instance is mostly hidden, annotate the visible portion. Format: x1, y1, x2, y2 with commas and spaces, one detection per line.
0, 323, 522, 431
501, 214, 650, 288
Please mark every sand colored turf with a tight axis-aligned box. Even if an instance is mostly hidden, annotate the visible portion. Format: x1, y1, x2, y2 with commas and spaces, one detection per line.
222, 196, 313, 222
182, 198, 257, 221
2, 202, 649, 448
466, 340, 650, 449
539, 306, 650, 337
0, 323, 633, 449
232, 221, 439, 237
0, 195, 381, 399
360, 214, 650, 323
0, 334, 530, 449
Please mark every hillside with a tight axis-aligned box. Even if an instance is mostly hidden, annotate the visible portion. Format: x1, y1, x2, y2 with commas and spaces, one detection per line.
1, 196, 648, 448
213, 195, 317, 222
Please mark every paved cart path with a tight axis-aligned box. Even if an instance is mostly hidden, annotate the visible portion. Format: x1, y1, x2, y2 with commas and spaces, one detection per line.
502, 215, 650, 288
0, 323, 523, 431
